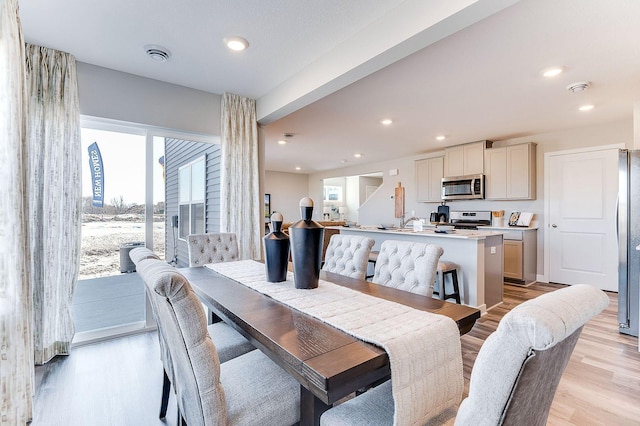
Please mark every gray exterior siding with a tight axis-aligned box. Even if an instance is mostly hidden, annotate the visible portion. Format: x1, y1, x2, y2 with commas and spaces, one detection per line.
165, 138, 221, 267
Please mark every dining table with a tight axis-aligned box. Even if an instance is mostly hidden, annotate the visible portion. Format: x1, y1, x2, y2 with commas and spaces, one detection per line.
180, 264, 481, 426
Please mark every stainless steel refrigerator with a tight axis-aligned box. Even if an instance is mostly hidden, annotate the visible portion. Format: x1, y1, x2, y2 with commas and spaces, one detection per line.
618, 149, 640, 336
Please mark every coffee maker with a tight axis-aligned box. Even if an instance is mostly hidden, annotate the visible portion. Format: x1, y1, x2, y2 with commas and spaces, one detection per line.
437, 202, 449, 223
430, 203, 450, 224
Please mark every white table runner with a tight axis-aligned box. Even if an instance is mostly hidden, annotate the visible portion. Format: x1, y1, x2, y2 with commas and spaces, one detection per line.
206, 260, 463, 426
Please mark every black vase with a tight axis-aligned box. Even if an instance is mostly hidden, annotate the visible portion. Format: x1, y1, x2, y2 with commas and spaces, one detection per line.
263, 214, 290, 282
290, 198, 324, 289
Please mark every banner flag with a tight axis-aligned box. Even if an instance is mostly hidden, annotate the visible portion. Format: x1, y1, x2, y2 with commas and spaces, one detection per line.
87, 142, 104, 207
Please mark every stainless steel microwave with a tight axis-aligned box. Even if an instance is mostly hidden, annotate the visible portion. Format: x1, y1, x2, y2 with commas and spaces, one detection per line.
441, 174, 484, 200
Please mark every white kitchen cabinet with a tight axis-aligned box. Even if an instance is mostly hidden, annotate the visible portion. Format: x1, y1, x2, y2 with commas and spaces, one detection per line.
485, 142, 536, 200
444, 140, 490, 177
415, 156, 443, 202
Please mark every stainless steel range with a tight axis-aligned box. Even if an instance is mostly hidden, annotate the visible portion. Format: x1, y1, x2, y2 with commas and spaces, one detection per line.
449, 211, 492, 229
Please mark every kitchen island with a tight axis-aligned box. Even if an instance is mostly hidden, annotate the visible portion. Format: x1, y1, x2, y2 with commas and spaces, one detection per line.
336, 226, 505, 312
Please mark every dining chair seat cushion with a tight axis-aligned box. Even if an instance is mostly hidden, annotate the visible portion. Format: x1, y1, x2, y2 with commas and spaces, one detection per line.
129, 247, 160, 264
187, 233, 239, 266
322, 234, 375, 280
220, 349, 301, 426
207, 322, 255, 364
372, 240, 443, 297
320, 380, 456, 426
320, 380, 394, 426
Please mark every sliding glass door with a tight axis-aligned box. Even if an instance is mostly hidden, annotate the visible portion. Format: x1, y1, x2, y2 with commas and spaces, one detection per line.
74, 121, 166, 344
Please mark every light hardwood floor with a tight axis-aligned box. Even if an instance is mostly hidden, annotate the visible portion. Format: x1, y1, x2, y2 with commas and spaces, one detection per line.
32, 282, 640, 426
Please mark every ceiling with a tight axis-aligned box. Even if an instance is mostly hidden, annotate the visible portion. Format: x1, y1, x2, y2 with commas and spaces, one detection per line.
19, 0, 640, 174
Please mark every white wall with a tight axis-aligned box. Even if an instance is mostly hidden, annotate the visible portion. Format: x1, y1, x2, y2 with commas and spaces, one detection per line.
77, 62, 221, 136
264, 171, 310, 224
307, 119, 633, 279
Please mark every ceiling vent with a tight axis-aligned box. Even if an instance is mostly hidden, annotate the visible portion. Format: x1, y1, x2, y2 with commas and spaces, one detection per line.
566, 81, 590, 93
144, 45, 171, 62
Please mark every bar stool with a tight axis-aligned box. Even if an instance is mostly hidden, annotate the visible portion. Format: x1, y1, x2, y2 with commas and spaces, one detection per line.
433, 260, 461, 304
366, 251, 379, 280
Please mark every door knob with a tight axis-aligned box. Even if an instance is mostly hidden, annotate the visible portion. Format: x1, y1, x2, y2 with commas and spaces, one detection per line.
551, 224, 558, 228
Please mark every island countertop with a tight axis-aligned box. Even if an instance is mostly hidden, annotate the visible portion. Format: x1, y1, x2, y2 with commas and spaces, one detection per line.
335, 225, 505, 312
329, 226, 506, 240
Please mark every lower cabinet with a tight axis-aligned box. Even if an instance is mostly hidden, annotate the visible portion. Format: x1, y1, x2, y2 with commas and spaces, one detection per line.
502, 229, 537, 285
504, 240, 523, 280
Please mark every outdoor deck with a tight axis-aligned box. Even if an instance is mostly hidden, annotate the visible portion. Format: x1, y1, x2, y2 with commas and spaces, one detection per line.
73, 273, 145, 333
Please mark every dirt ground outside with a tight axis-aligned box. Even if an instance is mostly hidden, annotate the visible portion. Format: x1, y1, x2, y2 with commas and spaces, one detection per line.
80, 214, 166, 280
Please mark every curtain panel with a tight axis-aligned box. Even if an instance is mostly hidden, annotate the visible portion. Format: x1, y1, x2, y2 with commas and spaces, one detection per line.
0, 0, 33, 423
220, 93, 261, 260
24, 44, 82, 364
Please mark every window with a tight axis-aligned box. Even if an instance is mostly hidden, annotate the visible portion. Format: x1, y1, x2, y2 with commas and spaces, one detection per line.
323, 185, 343, 202
179, 157, 205, 238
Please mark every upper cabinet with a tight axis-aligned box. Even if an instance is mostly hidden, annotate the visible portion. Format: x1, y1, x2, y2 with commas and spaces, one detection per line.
485, 142, 537, 200
444, 140, 491, 177
415, 156, 444, 202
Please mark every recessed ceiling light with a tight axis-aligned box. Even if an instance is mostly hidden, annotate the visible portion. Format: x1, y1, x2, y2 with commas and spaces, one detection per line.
295, 166, 301, 171
436, 135, 446, 141
380, 119, 393, 126
224, 36, 249, 51
277, 140, 287, 145
144, 45, 171, 62
354, 153, 363, 158
579, 104, 594, 111
542, 67, 563, 77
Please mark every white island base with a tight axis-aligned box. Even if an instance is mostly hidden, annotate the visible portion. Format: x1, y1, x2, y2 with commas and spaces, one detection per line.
337, 227, 504, 313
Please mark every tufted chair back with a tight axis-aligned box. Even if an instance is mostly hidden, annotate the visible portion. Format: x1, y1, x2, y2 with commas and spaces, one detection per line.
187, 233, 239, 267
455, 284, 609, 426
321, 234, 375, 280
372, 240, 443, 297
129, 247, 160, 265
140, 259, 227, 426
136, 258, 178, 412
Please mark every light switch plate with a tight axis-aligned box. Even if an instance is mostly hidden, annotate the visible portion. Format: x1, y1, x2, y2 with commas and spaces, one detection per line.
490, 246, 497, 254
389, 168, 398, 176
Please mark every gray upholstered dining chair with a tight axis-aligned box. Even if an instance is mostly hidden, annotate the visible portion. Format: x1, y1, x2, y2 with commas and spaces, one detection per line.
371, 240, 443, 297
321, 234, 375, 280
142, 259, 300, 426
320, 284, 609, 426
135, 258, 255, 420
187, 233, 239, 267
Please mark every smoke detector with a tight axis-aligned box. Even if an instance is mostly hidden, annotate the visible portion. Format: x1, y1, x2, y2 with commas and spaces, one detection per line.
566, 81, 590, 93
144, 45, 171, 62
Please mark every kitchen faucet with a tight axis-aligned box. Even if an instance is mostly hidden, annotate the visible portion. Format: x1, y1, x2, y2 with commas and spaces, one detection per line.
399, 214, 421, 229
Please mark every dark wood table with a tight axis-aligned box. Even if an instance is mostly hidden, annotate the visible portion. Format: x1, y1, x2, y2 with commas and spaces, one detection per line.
181, 266, 481, 426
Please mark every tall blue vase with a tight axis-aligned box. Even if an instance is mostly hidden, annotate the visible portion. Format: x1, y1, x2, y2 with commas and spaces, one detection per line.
290, 197, 324, 289
263, 212, 290, 282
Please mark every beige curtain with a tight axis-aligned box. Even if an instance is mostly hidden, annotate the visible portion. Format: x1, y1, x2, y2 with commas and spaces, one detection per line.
220, 93, 261, 260
0, 0, 33, 423
24, 44, 82, 364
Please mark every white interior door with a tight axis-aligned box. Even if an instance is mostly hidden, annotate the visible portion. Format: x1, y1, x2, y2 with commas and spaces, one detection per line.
548, 148, 618, 291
